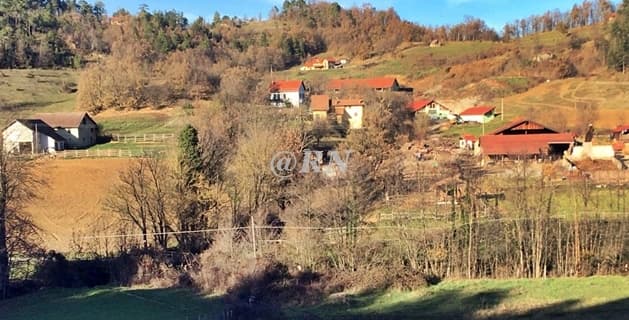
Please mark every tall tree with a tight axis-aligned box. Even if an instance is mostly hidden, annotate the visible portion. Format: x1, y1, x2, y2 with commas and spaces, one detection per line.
608, 0, 629, 71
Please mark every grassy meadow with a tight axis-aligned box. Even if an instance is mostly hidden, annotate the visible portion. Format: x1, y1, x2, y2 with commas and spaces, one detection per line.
0, 69, 78, 123
1, 276, 627, 319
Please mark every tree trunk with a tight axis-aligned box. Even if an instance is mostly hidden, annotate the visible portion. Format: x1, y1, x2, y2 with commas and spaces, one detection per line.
0, 197, 8, 300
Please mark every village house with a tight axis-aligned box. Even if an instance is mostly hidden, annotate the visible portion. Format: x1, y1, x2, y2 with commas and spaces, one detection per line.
459, 106, 496, 123
612, 124, 629, 141
269, 80, 306, 107
2, 119, 66, 154
611, 124, 629, 154
333, 98, 365, 129
478, 118, 574, 160
300, 57, 343, 71
310, 94, 332, 121
327, 77, 403, 93
459, 133, 478, 151
34, 112, 98, 148
408, 99, 458, 121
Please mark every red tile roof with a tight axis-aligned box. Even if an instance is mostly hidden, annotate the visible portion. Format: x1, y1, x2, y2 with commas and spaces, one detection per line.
327, 77, 398, 91
310, 95, 331, 111
612, 141, 625, 152
333, 99, 364, 107
479, 133, 575, 156
612, 124, 629, 133
269, 80, 303, 92
408, 99, 433, 112
460, 106, 495, 116
462, 133, 477, 142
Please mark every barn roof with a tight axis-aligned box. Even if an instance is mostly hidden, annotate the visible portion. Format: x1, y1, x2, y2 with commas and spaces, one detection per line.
460, 106, 495, 116
479, 133, 575, 156
327, 77, 398, 91
489, 117, 559, 135
34, 112, 95, 128
15, 119, 65, 141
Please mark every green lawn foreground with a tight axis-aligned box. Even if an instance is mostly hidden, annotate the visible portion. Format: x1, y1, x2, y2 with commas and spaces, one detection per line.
0, 287, 223, 320
287, 276, 629, 319
1, 276, 627, 320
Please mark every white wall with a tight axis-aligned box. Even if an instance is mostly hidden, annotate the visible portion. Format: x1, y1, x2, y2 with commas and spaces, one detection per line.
2, 122, 32, 152
461, 114, 492, 123
2, 122, 60, 153
345, 106, 363, 129
270, 86, 305, 108
571, 144, 616, 160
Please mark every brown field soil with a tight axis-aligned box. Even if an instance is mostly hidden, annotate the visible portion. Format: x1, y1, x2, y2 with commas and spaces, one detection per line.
26, 158, 131, 252
499, 77, 629, 129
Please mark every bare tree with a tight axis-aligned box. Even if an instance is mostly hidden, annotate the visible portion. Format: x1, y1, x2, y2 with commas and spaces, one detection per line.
0, 145, 38, 299
105, 157, 173, 250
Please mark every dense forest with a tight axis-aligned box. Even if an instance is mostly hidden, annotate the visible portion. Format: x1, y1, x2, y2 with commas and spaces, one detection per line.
0, 0, 621, 69
1, 0, 628, 110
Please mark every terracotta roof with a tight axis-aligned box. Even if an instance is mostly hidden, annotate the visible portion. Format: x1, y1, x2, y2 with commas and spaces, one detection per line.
462, 133, 477, 142
310, 95, 331, 111
612, 141, 625, 152
269, 80, 304, 92
479, 133, 575, 156
408, 99, 433, 112
460, 106, 495, 116
333, 99, 364, 107
327, 77, 398, 91
612, 124, 629, 134
489, 118, 558, 135
34, 112, 95, 128
15, 119, 65, 141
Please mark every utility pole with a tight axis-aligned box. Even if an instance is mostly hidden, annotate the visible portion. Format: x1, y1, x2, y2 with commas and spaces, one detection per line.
33, 122, 38, 155
501, 98, 504, 121
250, 215, 257, 258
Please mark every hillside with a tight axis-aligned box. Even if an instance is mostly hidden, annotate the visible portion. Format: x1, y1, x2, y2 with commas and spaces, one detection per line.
278, 24, 629, 129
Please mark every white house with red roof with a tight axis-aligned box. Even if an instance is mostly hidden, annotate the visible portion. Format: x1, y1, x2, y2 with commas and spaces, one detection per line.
408, 99, 457, 121
459, 106, 496, 123
269, 80, 305, 107
333, 98, 365, 129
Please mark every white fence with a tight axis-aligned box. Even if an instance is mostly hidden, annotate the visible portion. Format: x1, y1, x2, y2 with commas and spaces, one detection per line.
111, 133, 175, 143
53, 148, 164, 159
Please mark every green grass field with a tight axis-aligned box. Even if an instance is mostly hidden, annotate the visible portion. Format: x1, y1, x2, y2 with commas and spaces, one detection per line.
0, 287, 223, 320
1, 276, 627, 319
289, 276, 629, 319
0, 69, 78, 121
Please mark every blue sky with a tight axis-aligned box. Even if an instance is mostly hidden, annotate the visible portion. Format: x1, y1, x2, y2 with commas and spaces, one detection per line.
101, 0, 586, 30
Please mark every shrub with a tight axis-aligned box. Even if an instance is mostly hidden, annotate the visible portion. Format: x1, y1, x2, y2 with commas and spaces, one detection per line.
569, 35, 586, 50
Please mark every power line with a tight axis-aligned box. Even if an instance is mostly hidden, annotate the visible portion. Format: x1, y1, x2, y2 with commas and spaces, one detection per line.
79, 213, 629, 240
